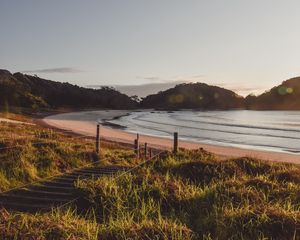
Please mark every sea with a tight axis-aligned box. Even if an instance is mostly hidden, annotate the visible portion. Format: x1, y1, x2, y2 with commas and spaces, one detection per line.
107, 110, 300, 154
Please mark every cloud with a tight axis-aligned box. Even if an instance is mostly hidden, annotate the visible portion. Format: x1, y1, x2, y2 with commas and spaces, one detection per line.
135, 76, 164, 82
190, 74, 205, 78
22, 67, 83, 74
230, 86, 264, 92
87, 80, 186, 98
215, 83, 267, 96
142, 76, 161, 81
135, 74, 205, 84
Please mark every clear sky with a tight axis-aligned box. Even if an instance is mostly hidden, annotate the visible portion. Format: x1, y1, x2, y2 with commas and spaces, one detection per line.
1, 0, 300, 96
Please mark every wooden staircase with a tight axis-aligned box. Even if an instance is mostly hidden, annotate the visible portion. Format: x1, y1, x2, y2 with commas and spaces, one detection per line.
0, 166, 130, 213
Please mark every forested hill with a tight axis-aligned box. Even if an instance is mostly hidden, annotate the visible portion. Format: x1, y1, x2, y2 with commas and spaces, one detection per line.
2, 68, 300, 111
0, 69, 137, 110
245, 77, 300, 110
140, 83, 244, 110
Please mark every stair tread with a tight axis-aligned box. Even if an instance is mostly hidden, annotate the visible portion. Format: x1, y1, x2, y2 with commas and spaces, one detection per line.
0, 164, 131, 213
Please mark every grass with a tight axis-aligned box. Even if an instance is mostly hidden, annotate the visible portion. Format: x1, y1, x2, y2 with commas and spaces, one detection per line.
0, 121, 94, 191
0, 208, 99, 240
1, 113, 300, 239
74, 150, 300, 239
0, 111, 32, 123
3, 149, 299, 239
0, 114, 136, 192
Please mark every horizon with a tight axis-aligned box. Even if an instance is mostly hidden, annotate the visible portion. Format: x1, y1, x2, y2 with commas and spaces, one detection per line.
2, 1, 300, 96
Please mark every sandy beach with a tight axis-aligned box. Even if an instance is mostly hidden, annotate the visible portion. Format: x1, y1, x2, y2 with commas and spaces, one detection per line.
43, 110, 300, 164
0, 117, 34, 125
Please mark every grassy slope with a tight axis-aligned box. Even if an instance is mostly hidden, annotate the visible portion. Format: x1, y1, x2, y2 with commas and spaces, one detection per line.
0, 114, 135, 192
0, 121, 94, 191
0, 115, 300, 239
74, 150, 300, 240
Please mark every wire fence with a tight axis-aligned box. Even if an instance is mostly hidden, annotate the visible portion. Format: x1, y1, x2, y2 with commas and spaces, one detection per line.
0, 119, 174, 169
0, 118, 178, 152
0, 117, 178, 172
0, 126, 129, 151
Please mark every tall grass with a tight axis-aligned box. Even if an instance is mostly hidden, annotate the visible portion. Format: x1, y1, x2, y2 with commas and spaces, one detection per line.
2, 148, 300, 239
0, 121, 136, 192
0, 122, 96, 191
0, 208, 99, 240
1, 114, 300, 239
76, 150, 300, 239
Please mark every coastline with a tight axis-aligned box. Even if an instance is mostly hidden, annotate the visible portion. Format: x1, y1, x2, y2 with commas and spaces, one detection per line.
43, 110, 300, 164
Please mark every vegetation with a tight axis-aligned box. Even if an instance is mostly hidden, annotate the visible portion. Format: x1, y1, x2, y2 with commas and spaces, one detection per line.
2, 146, 299, 239
2, 68, 300, 111
1, 114, 300, 239
0, 69, 137, 111
0, 208, 99, 240
0, 115, 135, 192
141, 77, 300, 110
245, 77, 300, 110
73, 149, 300, 239
140, 83, 244, 110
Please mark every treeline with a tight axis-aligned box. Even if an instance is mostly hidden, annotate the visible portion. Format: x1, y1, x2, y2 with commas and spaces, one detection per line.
140, 82, 244, 110
1, 69, 300, 111
245, 77, 300, 110
0, 70, 137, 111
140, 78, 300, 110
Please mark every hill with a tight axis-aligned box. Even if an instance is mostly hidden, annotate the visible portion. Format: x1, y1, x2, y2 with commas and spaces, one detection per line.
246, 77, 300, 110
2, 69, 300, 111
0, 69, 137, 111
140, 82, 244, 110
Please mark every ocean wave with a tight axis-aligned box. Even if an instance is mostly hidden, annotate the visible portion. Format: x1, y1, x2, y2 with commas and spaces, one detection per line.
126, 116, 300, 140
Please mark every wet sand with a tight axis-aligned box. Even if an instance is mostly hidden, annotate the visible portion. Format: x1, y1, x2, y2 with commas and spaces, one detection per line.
43, 110, 300, 164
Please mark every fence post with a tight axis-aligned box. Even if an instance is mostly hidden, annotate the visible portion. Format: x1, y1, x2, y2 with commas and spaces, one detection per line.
173, 132, 178, 154
149, 148, 152, 158
134, 137, 140, 159
96, 124, 100, 154
144, 143, 148, 159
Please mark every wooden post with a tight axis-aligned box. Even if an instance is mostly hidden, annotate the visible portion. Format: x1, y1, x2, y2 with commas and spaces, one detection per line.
96, 124, 100, 154
144, 143, 148, 159
173, 132, 178, 154
149, 148, 152, 158
134, 138, 140, 158
134, 139, 138, 153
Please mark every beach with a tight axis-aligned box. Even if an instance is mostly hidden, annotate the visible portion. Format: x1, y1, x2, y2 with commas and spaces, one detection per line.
43, 110, 300, 164
0, 117, 34, 125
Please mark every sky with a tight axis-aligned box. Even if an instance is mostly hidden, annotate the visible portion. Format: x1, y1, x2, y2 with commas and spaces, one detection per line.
1, 1, 300, 97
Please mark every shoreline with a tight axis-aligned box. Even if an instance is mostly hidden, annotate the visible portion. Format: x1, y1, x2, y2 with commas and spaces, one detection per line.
43, 110, 300, 164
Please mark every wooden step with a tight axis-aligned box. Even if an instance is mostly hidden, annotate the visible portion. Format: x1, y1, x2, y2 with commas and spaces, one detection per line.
73, 169, 115, 174
0, 201, 52, 213
52, 176, 81, 182
0, 165, 132, 213
30, 184, 77, 193
41, 180, 74, 188
67, 172, 106, 178
10, 189, 76, 199
0, 194, 70, 205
